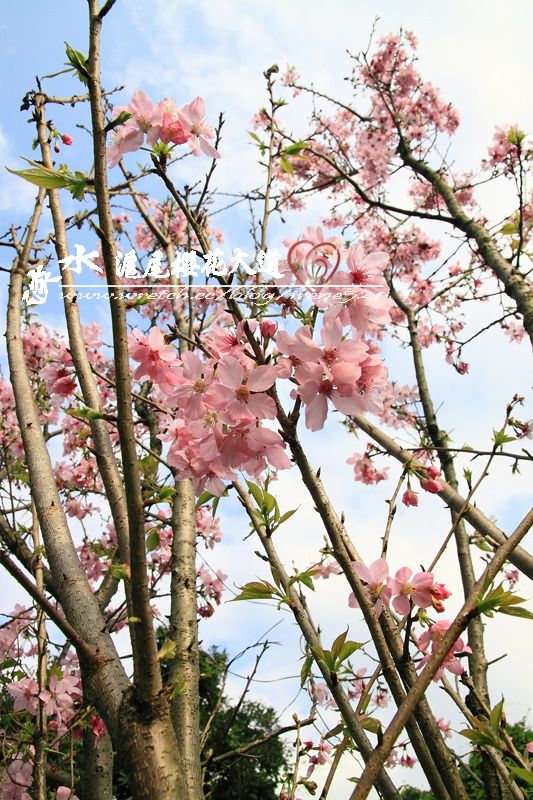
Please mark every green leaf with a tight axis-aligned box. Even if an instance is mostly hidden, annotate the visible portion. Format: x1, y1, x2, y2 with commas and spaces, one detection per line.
500, 222, 518, 235
300, 654, 312, 688
65, 41, 89, 84
66, 171, 88, 201
360, 716, 381, 734
195, 490, 216, 509
277, 508, 298, 525
490, 697, 504, 732
263, 492, 277, 514
297, 571, 316, 591
85, 408, 105, 420
129, 296, 151, 308
157, 638, 177, 661
498, 605, 533, 620
310, 645, 336, 673
508, 766, 533, 787
459, 716, 503, 750
248, 131, 265, 145
105, 110, 133, 132
325, 723, 346, 740
283, 142, 309, 156
109, 563, 129, 580
246, 480, 263, 508
158, 486, 176, 501
338, 640, 364, 662
170, 675, 186, 698
146, 530, 160, 553
231, 580, 277, 602
279, 156, 294, 176
6, 163, 72, 190
492, 428, 516, 447
475, 581, 533, 619
331, 630, 348, 661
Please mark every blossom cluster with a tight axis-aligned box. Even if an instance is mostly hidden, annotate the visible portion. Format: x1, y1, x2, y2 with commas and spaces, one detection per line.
106, 90, 220, 167
347, 558, 452, 619
122, 235, 393, 493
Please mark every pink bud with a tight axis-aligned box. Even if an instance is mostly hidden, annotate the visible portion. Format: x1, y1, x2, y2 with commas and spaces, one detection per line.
430, 582, 451, 612
426, 466, 441, 479
261, 320, 278, 339
402, 489, 418, 507
62, 134, 73, 146
421, 478, 444, 494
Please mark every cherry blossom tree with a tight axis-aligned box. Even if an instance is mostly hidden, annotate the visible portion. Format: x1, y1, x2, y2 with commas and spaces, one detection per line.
1, 5, 533, 800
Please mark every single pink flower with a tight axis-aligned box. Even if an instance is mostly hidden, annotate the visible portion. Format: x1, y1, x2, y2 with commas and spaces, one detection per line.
61, 134, 73, 145
106, 123, 144, 167
206, 355, 277, 424
173, 351, 214, 419
129, 327, 182, 393
7, 677, 40, 714
178, 97, 220, 158
39, 672, 81, 719
295, 359, 366, 431
388, 567, 434, 616
417, 619, 472, 681
349, 558, 391, 616
311, 682, 330, 705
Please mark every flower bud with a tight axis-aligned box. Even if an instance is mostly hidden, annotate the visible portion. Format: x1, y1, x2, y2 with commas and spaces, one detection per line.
402, 489, 418, 507
261, 320, 278, 339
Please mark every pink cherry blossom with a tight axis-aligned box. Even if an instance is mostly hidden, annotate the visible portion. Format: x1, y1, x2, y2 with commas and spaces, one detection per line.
348, 558, 391, 616
388, 567, 434, 616
276, 325, 323, 366
311, 681, 330, 705
129, 327, 182, 393
154, 97, 191, 145
106, 123, 144, 168
417, 619, 472, 681
115, 90, 164, 146
207, 355, 278, 423
347, 450, 389, 484
1, 753, 33, 800
7, 677, 39, 714
173, 351, 214, 419
39, 672, 82, 719
178, 97, 221, 158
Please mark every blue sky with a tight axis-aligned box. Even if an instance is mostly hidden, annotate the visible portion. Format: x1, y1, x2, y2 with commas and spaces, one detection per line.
1, 2, 533, 795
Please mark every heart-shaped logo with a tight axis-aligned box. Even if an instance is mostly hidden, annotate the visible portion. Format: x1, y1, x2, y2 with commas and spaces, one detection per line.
287, 240, 341, 286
